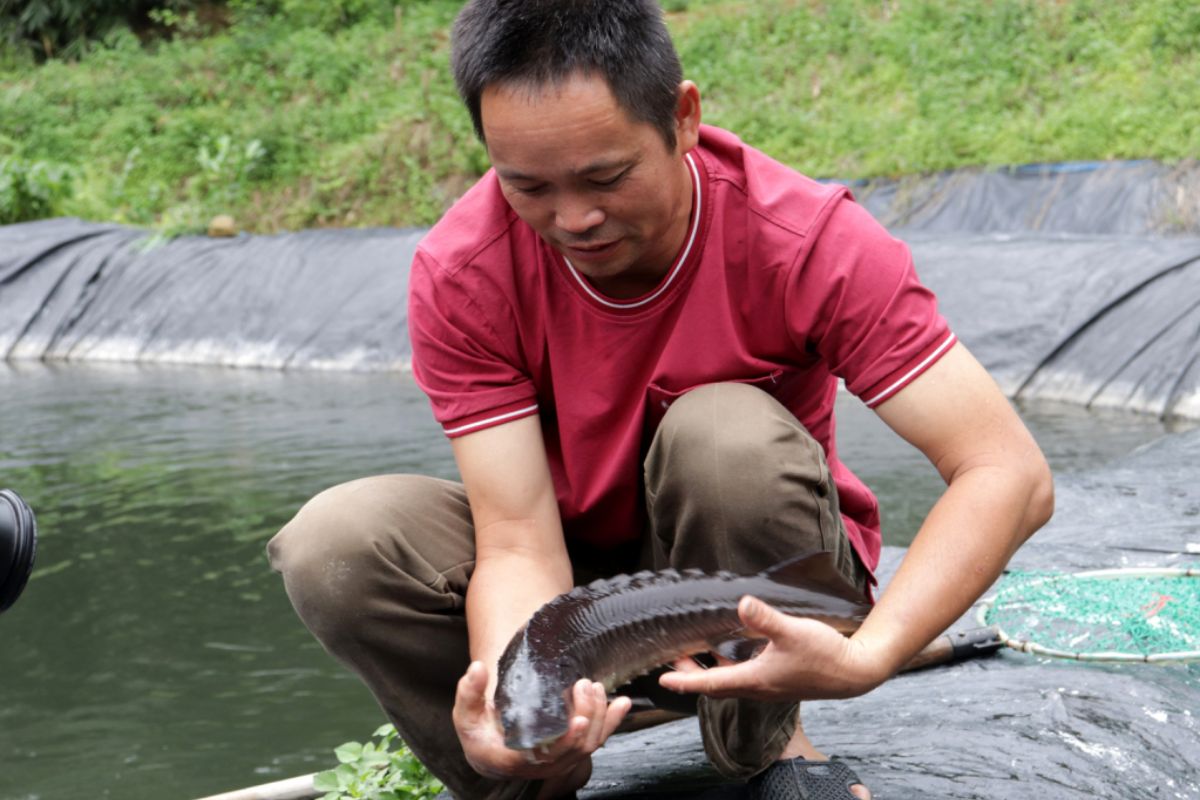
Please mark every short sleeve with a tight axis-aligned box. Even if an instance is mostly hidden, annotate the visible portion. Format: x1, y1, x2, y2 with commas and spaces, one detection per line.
786, 197, 956, 407
408, 248, 539, 437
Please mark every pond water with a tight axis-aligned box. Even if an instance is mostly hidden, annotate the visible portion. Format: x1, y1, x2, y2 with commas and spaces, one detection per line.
0, 362, 1183, 800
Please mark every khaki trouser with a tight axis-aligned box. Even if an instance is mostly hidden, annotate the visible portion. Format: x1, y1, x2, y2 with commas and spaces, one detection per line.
268, 383, 869, 799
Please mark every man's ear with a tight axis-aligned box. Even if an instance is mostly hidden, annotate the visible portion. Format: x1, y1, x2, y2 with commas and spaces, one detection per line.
674, 80, 702, 154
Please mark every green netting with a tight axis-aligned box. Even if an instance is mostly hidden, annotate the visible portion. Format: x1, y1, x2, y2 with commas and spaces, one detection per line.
980, 569, 1200, 662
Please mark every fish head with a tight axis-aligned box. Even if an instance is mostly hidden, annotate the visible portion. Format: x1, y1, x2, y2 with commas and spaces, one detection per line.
495, 667, 572, 750
494, 641, 573, 751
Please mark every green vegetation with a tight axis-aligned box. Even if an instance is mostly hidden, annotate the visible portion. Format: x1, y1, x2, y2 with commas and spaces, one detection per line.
1, 0, 1198, 232
1, 0, 478, 231
0, 155, 74, 223
1, 0, 169, 61
314, 724, 444, 800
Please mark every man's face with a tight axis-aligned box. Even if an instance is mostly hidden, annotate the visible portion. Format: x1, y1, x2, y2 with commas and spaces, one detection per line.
480, 72, 698, 299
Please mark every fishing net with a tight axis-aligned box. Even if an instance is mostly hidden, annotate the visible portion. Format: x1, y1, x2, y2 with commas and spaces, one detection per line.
978, 568, 1200, 662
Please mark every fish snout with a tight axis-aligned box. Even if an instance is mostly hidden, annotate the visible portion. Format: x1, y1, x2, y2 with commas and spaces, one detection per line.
496, 663, 573, 751
500, 697, 572, 751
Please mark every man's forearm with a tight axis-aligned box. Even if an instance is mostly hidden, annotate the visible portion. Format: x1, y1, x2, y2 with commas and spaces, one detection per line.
466, 520, 574, 695
860, 343, 1055, 680
854, 457, 1053, 678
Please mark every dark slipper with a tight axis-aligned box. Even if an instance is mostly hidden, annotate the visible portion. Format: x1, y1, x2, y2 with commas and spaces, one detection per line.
748, 757, 863, 800
0, 488, 38, 613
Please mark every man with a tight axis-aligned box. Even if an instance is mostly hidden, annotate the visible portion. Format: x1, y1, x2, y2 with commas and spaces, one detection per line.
268, 2, 1054, 799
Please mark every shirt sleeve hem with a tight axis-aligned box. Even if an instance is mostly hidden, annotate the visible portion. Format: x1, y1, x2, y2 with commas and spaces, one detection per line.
442, 402, 540, 438
860, 332, 958, 408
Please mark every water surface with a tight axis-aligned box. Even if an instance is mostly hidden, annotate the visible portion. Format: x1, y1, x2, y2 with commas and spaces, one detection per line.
0, 363, 1181, 799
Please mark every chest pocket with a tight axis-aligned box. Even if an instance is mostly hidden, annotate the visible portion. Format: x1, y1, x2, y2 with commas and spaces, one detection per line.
645, 370, 784, 429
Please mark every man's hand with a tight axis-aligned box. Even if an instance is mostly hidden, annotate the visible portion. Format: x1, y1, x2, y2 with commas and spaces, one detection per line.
452, 660, 632, 787
657, 595, 890, 702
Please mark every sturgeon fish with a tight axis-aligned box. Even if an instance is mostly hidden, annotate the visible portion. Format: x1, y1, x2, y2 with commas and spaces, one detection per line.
494, 551, 871, 750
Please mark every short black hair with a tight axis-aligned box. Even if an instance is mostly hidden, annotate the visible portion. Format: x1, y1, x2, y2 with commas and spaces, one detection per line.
451, 0, 684, 149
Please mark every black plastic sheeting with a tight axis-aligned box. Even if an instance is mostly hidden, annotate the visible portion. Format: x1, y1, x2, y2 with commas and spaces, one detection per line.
5, 162, 1200, 418
913, 233, 1200, 420
857, 160, 1200, 237
581, 430, 1200, 800
0, 219, 420, 371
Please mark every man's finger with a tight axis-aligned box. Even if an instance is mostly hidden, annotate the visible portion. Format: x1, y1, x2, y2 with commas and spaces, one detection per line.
600, 694, 632, 741
657, 662, 749, 697
556, 680, 594, 754
582, 682, 608, 750
453, 661, 490, 721
534, 682, 590, 762
737, 595, 788, 639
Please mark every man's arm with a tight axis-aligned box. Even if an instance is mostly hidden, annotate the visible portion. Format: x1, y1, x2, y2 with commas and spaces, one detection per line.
854, 340, 1054, 675
660, 342, 1054, 699
449, 415, 630, 788
453, 415, 572, 675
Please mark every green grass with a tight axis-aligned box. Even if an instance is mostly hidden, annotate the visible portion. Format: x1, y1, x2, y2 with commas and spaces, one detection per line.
0, 0, 484, 231
2, 0, 1198, 232
676, 0, 1200, 176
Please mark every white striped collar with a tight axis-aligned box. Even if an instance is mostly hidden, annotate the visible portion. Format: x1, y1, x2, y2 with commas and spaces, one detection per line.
562, 151, 703, 310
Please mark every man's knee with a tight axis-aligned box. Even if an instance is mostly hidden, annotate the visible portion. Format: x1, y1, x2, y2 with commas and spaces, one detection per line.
270, 477, 381, 572
648, 382, 828, 508
645, 383, 843, 571
267, 474, 470, 630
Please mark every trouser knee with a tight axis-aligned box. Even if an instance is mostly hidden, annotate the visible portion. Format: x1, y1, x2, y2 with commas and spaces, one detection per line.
267, 474, 472, 647
645, 382, 843, 572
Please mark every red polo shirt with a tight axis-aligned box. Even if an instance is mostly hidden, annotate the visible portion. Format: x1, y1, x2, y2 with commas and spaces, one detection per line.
409, 125, 954, 573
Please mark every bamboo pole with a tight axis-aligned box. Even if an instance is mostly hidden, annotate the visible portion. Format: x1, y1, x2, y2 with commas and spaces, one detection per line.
194, 773, 319, 800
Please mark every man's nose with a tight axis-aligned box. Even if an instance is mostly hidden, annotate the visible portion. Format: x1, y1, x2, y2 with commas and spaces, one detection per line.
555, 197, 605, 235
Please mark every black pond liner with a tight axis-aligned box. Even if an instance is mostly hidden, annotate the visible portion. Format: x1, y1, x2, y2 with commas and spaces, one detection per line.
1, 161, 1199, 419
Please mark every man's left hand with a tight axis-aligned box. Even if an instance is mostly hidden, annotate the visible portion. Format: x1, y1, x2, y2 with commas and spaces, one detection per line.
657, 595, 891, 701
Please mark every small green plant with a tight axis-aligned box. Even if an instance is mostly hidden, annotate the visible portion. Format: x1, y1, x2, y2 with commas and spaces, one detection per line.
0, 157, 74, 224
313, 724, 444, 800
195, 134, 267, 208
153, 134, 267, 237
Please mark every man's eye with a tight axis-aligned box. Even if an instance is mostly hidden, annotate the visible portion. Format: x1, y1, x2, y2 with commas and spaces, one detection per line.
513, 184, 546, 195
591, 170, 629, 188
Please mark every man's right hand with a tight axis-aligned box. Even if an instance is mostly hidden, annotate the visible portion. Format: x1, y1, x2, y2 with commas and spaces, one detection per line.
449, 416, 630, 794
452, 660, 631, 792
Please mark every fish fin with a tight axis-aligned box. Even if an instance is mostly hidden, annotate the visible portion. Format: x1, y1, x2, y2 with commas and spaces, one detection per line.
760, 550, 868, 605
711, 636, 768, 663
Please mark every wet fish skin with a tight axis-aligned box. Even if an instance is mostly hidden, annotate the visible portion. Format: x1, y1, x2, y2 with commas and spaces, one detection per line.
494, 552, 871, 751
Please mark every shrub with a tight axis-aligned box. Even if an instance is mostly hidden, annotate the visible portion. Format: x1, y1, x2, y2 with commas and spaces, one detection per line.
0, 157, 74, 223
314, 724, 444, 800
0, 0, 210, 60
227, 0, 397, 31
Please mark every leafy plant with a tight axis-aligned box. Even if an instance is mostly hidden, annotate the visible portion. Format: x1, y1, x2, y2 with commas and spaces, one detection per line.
0, 157, 74, 223
195, 134, 266, 205
227, 0, 395, 31
151, 134, 266, 236
313, 724, 444, 800
0, 0, 205, 60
